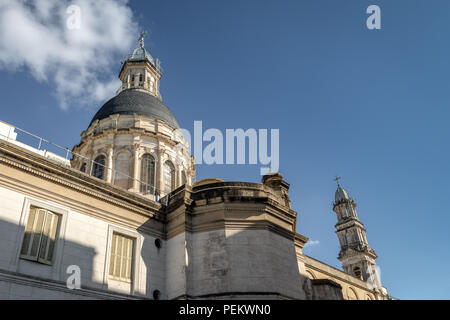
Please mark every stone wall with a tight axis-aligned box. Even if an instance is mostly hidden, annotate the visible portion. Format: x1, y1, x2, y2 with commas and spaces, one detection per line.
298, 253, 380, 300
0, 140, 166, 299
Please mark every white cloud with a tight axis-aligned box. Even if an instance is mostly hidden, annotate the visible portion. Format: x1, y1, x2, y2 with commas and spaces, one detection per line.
0, 0, 139, 109
304, 240, 320, 248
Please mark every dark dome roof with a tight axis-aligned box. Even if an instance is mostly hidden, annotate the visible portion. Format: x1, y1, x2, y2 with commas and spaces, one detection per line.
90, 89, 179, 128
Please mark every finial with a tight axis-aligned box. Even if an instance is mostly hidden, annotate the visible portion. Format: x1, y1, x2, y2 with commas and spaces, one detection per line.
139, 30, 147, 48
334, 176, 341, 186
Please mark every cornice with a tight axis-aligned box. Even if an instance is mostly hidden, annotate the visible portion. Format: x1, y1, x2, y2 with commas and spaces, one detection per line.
81, 127, 178, 147
294, 233, 309, 249
164, 194, 298, 240
0, 141, 162, 219
335, 218, 365, 230
302, 255, 374, 292
0, 269, 144, 300
166, 218, 298, 241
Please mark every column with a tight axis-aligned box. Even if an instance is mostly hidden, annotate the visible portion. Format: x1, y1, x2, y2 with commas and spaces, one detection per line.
156, 147, 165, 197
105, 145, 114, 183
132, 143, 140, 192
86, 151, 94, 176
178, 166, 183, 188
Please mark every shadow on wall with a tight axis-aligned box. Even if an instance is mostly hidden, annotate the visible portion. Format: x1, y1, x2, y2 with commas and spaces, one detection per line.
137, 222, 165, 301
137, 185, 343, 300
0, 205, 343, 300
0, 217, 122, 300
184, 227, 314, 300
0, 188, 344, 300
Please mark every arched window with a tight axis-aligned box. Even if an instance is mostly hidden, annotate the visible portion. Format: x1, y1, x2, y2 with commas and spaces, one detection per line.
92, 156, 106, 180
164, 161, 175, 193
114, 152, 131, 189
80, 162, 86, 173
181, 170, 187, 186
140, 154, 155, 194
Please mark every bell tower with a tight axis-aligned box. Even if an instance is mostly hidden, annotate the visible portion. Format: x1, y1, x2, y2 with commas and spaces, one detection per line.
332, 177, 382, 290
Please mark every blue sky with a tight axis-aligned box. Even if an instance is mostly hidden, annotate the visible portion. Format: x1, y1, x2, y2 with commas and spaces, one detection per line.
1, 0, 450, 299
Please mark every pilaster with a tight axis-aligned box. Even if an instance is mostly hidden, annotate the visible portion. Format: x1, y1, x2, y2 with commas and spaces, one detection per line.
105, 145, 114, 183
132, 143, 140, 192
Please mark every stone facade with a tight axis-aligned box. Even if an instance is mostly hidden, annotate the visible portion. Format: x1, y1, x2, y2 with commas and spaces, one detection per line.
0, 139, 389, 299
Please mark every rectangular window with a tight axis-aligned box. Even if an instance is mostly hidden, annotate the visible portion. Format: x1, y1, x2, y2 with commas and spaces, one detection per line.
20, 206, 60, 265
109, 233, 134, 282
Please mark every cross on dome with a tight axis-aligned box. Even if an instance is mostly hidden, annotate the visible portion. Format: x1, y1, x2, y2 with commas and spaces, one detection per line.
139, 30, 147, 48
334, 176, 341, 186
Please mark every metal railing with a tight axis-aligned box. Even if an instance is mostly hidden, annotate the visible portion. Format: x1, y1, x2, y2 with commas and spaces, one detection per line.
0, 120, 172, 201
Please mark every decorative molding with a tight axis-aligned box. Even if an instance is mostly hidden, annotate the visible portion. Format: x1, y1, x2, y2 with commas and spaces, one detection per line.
0, 269, 145, 300
0, 142, 163, 218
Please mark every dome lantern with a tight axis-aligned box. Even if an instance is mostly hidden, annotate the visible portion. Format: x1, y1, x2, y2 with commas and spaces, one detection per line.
118, 30, 162, 99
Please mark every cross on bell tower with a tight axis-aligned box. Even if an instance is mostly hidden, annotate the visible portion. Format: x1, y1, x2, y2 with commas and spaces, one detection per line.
334, 176, 341, 186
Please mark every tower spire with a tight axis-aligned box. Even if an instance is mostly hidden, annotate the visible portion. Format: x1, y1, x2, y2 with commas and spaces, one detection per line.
332, 180, 382, 292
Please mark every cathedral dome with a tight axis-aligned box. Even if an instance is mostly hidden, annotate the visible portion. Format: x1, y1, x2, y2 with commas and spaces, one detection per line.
72, 32, 194, 200
335, 185, 351, 203
90, 89, 180, 129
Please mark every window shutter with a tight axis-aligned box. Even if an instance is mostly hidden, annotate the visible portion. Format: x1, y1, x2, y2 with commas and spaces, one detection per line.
110, 233, 122, 279
20, 208, 36, 257
117, 234, 124, 278
20, 208, 46, 260
121, 237, 133, 280
109, 234, 116, 277
109, 234, 115, 277
126, 237, 133, 280
121, 236, 128, 279
38, 211, 59, 265
109, 233, 134, 282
